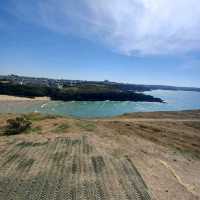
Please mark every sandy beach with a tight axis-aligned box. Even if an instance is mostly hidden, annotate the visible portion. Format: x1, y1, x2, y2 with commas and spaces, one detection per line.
0, 95, 50, 101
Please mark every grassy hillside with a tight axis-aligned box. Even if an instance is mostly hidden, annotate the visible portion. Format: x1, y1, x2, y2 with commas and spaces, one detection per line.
0, 111, 200, 199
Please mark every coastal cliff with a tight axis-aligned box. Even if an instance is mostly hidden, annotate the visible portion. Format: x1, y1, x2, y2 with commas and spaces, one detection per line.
0, 82, 163, 102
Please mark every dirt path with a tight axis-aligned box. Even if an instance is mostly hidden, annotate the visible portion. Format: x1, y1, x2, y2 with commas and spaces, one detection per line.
95, 118, 200, 122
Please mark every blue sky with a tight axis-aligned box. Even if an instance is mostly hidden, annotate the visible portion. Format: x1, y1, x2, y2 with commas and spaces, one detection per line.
1, 0, 200, 87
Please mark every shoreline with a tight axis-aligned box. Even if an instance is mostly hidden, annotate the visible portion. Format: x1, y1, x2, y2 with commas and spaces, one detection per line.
0, 95, 50, 101
0, 95, 200, 118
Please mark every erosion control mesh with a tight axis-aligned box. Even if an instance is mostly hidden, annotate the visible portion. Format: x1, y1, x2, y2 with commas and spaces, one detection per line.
0, 136, 151, 200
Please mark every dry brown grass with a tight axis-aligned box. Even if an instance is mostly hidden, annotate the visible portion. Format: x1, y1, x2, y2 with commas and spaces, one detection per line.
0, 110, 200, 200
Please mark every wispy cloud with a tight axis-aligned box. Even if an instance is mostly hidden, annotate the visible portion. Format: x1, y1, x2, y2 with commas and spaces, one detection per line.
7, 0, 200, 55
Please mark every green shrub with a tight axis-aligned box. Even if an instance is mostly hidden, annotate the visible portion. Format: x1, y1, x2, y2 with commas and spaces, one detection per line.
4, 116, 32, 135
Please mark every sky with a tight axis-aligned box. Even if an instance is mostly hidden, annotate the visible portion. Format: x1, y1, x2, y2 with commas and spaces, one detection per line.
0, 0, 200, 87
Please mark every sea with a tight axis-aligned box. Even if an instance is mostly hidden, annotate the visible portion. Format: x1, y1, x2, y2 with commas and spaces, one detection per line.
1, 90, 200, 118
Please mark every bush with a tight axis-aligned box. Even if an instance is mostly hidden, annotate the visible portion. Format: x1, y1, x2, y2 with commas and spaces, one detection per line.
4, 116, 32, 135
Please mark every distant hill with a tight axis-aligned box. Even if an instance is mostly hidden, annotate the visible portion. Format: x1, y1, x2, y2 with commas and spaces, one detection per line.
0, 74, 199, 92
0, 75, 163, 102
0, 81, 163, 102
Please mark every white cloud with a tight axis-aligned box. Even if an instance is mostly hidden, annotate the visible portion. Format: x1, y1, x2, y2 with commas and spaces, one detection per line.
8, 0, 200, 55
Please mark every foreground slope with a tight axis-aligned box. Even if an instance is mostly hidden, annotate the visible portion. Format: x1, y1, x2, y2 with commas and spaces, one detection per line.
0, 136, 151, 200
0, 110, 200, 200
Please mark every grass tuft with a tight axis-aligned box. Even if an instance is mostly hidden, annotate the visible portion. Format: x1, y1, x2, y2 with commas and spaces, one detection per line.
76, 121, 96, 132
53, 123, 70, 133
28, 126, 42, 134
23, 113, 57, 121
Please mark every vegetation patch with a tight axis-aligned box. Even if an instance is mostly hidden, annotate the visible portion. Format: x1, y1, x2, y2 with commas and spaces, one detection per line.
183, 121, 200, 130
53, 123, 70, 133
16, 141, 34, 147
4, 116, 32, 135
76, 121, 96, 132
23, 113, 57, 121
173, 146, 200, 160
138, 124, 161, 132
16, 141, 48, 147
28, 126, 42, 134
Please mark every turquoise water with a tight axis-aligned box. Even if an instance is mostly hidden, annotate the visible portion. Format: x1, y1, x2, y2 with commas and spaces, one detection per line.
1, 90, 200, 118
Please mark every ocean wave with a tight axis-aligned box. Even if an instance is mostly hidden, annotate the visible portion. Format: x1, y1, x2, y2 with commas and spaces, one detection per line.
41, 103, 48, 108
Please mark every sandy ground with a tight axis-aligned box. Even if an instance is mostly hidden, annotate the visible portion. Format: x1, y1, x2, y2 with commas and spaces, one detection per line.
0, 110, 200, 200
0, 95, 50, 101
